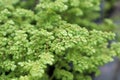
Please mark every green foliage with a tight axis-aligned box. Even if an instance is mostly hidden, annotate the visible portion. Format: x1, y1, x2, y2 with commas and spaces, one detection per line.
36, 0, 115, 31
0, 0, 119, 80
104, 0, 116, 15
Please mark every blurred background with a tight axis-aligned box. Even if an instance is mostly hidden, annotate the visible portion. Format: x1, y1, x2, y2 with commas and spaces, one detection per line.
95, 0, 120, 80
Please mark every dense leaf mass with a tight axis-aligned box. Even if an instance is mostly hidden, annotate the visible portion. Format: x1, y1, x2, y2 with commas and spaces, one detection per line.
0, 0, 119, 80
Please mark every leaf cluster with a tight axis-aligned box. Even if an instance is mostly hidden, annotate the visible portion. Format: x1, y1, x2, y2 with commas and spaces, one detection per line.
0, 0, 119, 80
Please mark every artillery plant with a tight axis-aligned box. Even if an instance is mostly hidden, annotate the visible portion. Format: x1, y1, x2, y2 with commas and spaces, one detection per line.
0, 0, 119, 80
